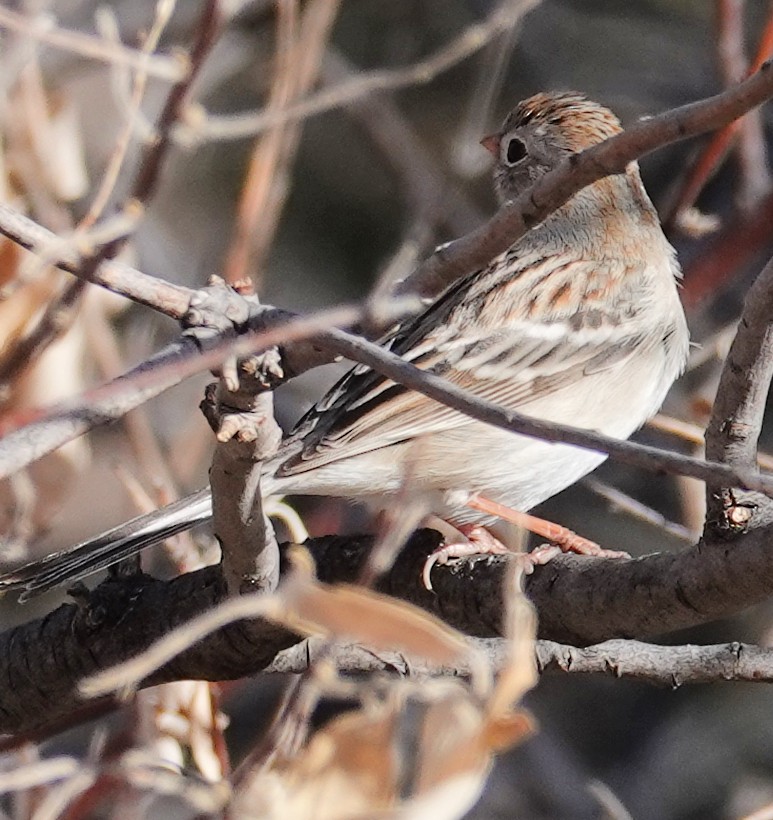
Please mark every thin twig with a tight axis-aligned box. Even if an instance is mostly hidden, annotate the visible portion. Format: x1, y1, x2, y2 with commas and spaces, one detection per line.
0, 6, 185, 82
651, 413, 773, 473
450, 0, 528, 178
222, 0, 341, 286
181, 0, 541, 144
582, 477, 698, 542
0, 2, 178, 390
129, 0, 222, 207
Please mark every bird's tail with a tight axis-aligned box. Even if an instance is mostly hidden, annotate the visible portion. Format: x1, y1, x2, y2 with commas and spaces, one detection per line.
0, 488, 213, 601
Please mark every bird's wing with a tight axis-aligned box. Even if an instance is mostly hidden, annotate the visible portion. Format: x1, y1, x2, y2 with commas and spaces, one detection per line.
276, 254, 646, 477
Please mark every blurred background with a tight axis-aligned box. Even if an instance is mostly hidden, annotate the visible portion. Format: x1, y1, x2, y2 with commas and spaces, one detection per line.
2, 0, 773, 817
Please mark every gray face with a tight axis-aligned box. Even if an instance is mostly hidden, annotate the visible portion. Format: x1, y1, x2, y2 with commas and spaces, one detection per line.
492, 122, 569, 203
489, 92, 623, 204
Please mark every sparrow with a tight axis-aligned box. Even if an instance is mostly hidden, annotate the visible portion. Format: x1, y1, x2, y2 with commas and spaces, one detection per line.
0, 92, 689, 599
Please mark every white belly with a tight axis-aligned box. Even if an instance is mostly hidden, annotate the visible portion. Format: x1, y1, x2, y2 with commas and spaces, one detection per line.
266, 315, 687, 527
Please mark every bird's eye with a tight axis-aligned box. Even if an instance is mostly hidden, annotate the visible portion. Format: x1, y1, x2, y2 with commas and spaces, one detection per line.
505, 137, 527, 165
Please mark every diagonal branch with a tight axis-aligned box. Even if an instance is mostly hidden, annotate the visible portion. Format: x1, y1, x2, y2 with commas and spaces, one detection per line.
2, 299, 773, 497
399, 59, 773, 299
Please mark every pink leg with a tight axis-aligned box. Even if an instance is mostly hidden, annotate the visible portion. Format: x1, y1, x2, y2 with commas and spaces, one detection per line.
466, 494, 629, 559
423, 524, 567, 590
422, 494, 628, 590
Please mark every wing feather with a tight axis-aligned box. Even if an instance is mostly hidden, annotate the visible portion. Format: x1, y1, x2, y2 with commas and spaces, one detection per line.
277, 253, 643, 477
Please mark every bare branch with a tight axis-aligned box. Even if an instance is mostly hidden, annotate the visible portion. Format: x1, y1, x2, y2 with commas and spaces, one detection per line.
399, 59, 773, 299
0, 201, 191, 315
705, 254, 773, 521
6, 519, 773, 734
268, 636, 773, 688
0, 6, 185, 82
184, 0, 541, 144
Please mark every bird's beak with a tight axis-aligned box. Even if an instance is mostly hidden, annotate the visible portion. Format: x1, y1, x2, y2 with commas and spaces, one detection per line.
480, 133, 500, 156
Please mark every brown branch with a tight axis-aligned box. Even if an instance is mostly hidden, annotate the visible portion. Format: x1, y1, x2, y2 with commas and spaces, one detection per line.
6, 518, 773, 734
0, 202, 191, 315
187, 0, 541, 144
398, 59, 773, 299
731, 4, 773, 210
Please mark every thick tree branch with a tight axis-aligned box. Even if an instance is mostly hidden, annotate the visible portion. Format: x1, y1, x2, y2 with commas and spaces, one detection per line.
6, 517, 773, 735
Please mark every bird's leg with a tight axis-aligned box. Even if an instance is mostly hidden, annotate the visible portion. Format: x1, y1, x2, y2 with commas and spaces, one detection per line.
421, 494, 628, 590
421, 520, 512, 591
421, 520, 562, 591
466, 494, 629, 558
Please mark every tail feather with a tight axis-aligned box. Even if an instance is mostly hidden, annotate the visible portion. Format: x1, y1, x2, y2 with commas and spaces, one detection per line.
0, 488, 213, 601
